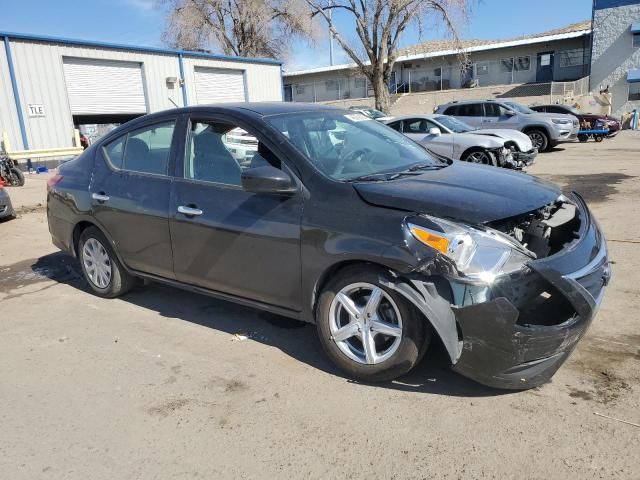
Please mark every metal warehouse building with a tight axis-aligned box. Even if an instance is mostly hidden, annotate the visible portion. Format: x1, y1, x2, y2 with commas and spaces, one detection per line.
0, 32, 283, 156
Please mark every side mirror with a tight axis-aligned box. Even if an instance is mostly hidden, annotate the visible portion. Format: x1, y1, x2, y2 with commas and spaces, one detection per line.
241, 166, 296, 195
428, 127, 442, 136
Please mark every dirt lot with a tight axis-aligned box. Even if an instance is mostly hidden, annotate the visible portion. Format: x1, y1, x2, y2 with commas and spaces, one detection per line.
1, 133, 639, 479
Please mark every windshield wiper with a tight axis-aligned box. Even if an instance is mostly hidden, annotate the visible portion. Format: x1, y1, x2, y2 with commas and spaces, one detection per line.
404, 162, 448, 172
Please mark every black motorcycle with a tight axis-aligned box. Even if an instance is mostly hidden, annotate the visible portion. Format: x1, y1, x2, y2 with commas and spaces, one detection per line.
0, 154, 25, 186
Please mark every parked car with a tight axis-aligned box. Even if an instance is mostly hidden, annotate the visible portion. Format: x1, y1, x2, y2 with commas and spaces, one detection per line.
348, 106, 392, 121
385, 114, 536, 169
530, 104, 621, 136
434, 99, 580, 152
0, 183, 16, 220
47, 103, 610, 389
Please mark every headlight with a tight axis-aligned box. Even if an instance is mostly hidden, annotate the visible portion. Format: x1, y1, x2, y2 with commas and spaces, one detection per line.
551, 118, 571, 125
407, 216, 533, 283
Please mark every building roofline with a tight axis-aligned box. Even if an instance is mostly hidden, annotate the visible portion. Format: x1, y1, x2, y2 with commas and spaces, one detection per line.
284, 28, 591, 77
0, 31, 282, 66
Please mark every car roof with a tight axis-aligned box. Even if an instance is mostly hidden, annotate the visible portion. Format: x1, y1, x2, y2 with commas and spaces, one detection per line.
141, 102, 344, 120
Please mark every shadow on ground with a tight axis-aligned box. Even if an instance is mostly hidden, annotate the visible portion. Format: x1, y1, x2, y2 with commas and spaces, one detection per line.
8, 252, 514, 398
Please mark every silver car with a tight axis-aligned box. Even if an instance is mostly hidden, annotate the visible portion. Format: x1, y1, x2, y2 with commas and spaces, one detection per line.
385, 114, 536, 169
434, 100, 579, 152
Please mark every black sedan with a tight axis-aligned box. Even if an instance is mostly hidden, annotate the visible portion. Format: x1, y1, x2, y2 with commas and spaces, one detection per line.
47, 103, 610, 389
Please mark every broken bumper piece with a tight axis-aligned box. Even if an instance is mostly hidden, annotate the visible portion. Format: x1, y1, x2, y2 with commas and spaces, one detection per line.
451, 196, 610, 389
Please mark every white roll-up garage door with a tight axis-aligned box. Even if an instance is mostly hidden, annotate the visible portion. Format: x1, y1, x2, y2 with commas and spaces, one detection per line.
194, 67, 246, 104
63, 57, 147, 115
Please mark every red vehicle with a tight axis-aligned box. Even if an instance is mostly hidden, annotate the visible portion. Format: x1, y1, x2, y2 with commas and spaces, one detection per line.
530, 104, 620, 136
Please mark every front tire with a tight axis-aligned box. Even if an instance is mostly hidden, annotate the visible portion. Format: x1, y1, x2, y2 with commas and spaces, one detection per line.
462, 148, 497, 167
526, 129, 549, 152
316, 266, 430, 382
78, 227, 136, 298
9, 168, 25, 186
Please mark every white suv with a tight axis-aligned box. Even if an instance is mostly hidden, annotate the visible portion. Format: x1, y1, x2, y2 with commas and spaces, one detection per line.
434, 100, 579, 152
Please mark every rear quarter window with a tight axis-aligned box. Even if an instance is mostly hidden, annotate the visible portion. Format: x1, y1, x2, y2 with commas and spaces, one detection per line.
444, 106, 459, 115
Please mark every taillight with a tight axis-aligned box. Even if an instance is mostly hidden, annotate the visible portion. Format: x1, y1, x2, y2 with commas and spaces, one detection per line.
47, 174, 64, 192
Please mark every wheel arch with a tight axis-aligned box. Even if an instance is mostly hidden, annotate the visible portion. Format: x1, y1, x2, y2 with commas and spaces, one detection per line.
460, 146, 488, 160
71, 219, 130, 273
311, 260, 461, 363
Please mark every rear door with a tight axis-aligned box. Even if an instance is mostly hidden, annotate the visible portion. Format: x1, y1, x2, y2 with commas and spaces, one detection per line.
450, 103, 484, 127
169, 114, 303, 310
91, 118, 177, 278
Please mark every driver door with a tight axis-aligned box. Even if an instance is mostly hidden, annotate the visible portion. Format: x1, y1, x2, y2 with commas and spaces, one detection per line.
402, 118, 453, 158
169, 114, 304, 311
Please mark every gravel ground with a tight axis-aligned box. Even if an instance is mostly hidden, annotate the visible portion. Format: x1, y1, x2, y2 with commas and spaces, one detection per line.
1, 132, 639, 479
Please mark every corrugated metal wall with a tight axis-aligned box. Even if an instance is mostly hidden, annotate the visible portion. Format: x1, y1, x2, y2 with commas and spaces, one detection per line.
0, 38, 283, 151
0, 43, 24, 150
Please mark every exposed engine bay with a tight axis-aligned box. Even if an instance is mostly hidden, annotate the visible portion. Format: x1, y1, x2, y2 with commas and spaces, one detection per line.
488, 197, 581, 259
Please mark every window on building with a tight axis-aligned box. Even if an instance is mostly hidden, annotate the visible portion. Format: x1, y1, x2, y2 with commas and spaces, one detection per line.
476, 62, 490, 75
514, 56, 531, 71
326, 80, 339, 91
295, 85, 306, 94
103, 121, 175, 175
630, 82, 640, 101
355, 77, 366, 88
559, 49, 588, 68
433, 68, 442, 77
634, 33, 640, 48
500, 58, 514, 73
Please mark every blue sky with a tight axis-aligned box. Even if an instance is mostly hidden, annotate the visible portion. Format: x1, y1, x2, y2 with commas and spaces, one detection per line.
0, 0, 592, 71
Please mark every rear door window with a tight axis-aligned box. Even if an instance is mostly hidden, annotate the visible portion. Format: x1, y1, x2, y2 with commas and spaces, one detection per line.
103, 121, 176, 175
443, 105, 459, 115
458, 103, 483, 116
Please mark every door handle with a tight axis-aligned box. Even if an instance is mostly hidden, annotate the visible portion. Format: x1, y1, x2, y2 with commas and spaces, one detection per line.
177, 205, 203, 216
92, 193, 110, 202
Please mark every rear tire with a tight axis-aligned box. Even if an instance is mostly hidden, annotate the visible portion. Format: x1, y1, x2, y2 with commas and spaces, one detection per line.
316, 266, 431, 382
78, 227, 136, 298
526, 129, 549, 152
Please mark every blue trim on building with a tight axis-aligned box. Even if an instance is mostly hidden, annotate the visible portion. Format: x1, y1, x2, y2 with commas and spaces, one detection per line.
627, 68, 640, 82
3, 36, 29, 150
631, 23, 640, 33
0, 30, 282, 66
178, 53, 189, 106
594, 0, 640, 10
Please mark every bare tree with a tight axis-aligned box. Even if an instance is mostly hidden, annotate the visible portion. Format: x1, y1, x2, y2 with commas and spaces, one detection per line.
305, 0, 469, 112
162, 0, 316, 59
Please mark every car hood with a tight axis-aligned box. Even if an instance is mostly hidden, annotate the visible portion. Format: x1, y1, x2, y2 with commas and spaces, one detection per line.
353, 162, 561, 224
469, 129, 533, 151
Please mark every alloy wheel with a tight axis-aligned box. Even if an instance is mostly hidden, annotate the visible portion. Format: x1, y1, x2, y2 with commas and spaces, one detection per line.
82, 238, 112, 289
466, 151, 492, 164
528, 132, 545, 150
328, 282, 403, 365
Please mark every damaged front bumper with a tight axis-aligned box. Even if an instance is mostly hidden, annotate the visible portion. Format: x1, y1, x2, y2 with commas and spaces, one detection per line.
449, 195, 610, 389
513, 148, 537, 168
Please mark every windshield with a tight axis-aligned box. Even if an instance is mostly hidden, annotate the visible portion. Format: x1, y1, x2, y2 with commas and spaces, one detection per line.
565, 105, 580, 115
433, 115, 474, 133
266, 111, 445, 181
504, 101, 536, 114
